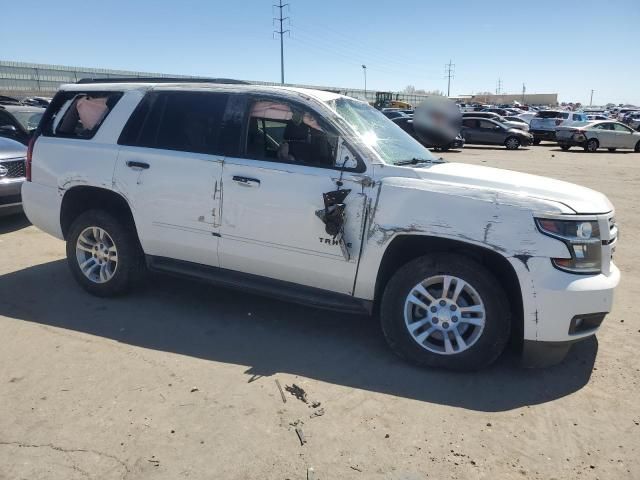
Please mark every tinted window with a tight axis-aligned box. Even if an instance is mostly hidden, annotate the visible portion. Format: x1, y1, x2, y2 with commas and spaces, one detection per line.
245, 99, 337, 168
536, 111, 564, 119
479, 120, 499, 129
462, 119, 477, 128
119, 91, 230, 155
53, 92, 122, 139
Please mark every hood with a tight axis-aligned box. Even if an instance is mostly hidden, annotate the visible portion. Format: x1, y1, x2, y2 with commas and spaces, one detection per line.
417, 162, 613, 214
0, 137, 27, 159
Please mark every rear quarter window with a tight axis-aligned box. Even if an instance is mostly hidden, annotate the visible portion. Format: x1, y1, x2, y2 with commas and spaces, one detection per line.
43, 91, 122, 139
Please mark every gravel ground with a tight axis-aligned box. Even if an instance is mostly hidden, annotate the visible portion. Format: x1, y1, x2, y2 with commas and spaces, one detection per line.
0, 144, 638, 480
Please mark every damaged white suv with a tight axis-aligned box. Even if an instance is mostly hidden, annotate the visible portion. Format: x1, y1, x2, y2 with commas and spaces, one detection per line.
22, 79, 620, 370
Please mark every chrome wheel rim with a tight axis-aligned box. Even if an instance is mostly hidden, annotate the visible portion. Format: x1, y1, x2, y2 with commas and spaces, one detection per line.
75, 226, 118, 283
506, 138, 518, 149
404, 275, 486, 355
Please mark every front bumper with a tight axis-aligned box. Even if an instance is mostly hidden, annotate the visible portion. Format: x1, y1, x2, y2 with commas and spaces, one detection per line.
0, 177, 24, 216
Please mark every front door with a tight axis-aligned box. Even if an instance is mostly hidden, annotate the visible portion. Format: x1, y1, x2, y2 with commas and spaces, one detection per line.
114, 90, 230, 267
219, 97, 369, 295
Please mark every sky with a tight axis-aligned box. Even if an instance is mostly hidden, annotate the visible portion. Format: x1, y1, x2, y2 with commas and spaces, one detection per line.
2, 0, 639, 105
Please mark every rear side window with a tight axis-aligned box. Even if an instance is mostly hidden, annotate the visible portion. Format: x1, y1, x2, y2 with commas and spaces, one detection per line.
51, 92, 122, 139
118, 91, 233, 156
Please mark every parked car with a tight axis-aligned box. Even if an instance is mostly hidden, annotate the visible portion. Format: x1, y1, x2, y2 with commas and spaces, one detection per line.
529, 110, 588, 144
460, 117, 533, 149
621, 111, 640, 125
627, 113, 640, 130
503, 116, 531, 131
0, 105, 45, 145
21, 97, 51, 108
587, 114, 609, 121
556, 121, 640, 152
616, 108, 638, 121
0, 95, 21, 106
482, 107, 510, 116
0, 137, 27, 216
392, 116, 465, 151
382, 110, 408, 120
22, 80, 619, 370
462, 111, 528, 131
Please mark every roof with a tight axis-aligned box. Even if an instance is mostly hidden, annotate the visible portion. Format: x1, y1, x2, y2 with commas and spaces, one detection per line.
58, 82, 346, 104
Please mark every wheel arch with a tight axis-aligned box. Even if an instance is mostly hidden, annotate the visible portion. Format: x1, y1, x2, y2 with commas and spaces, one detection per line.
373, 234, 524, 345
60, 186, 137, 241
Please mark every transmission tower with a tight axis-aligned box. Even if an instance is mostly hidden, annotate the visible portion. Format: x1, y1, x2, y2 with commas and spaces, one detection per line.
444, 60, 455, 97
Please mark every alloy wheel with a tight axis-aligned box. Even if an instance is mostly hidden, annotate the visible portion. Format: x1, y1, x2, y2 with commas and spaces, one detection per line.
404, 275, 486, 355
75, 226, 118, 283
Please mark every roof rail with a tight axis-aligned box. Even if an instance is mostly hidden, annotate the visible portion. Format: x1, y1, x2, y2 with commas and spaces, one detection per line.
75, 77, 250, 85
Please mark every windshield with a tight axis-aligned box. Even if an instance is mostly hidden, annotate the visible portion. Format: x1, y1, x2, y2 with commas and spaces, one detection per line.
328, 97, 436, 165
12, 111, 43, 131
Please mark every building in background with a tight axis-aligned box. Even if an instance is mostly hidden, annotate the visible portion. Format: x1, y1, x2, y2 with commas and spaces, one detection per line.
1, 60, 557, 106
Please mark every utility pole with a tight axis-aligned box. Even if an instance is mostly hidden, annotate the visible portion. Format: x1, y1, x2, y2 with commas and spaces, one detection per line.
496, 78, 503, 95
590, 89, 594, 106
273, 1, 289, 84
521, 83, 526, 104
362, 65, 367, 100
444, 60, 455, 97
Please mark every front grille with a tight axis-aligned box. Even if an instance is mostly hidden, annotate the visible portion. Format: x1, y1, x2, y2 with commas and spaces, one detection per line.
0, 158, 26, 179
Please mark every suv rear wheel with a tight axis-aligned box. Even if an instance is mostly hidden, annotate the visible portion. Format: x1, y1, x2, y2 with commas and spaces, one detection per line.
585, 138, 599, 152
66, 210, 143, 296
380, 253, 510, 370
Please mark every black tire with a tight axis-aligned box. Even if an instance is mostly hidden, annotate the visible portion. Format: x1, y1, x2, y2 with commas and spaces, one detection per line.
532, 138, 541, 145
505, 136, 521, 150
66, 209, 144, 297
636, 141, 640, 152
380, 253, 511, 371
608, 148, 616, 152
560, 145, 571, 151
585, 138, 599, 152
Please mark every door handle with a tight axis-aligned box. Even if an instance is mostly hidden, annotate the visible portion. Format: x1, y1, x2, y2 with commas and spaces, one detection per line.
126, 161, 150, 170
232, 175, 260, 186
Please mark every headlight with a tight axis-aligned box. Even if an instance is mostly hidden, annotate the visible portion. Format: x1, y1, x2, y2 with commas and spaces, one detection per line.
536, 218, 602, 274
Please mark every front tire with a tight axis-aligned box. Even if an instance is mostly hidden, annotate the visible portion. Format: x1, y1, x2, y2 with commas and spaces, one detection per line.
636, 141, 640, 152
66, 210, 143, 297
533, 138, 541, 145
505, 136, 521, 150
380, 253, 511, 371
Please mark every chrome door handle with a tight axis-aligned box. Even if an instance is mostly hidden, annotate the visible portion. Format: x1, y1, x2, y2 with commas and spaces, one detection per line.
126, 160, 150, 170
232, 175, 260, 186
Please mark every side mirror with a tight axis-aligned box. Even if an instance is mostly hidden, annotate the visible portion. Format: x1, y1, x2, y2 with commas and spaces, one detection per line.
0, 125, 17, 134
335, 140, 358, 170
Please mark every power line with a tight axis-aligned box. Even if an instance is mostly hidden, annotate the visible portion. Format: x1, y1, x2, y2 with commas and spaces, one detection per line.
444, 60, 455, 97
273, 1, 290, 84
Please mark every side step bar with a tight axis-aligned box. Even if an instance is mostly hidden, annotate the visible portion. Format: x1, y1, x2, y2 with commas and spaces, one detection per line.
146, 255, 372, 315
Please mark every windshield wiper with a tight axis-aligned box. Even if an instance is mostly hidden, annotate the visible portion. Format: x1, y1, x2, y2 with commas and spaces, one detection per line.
396, 157, 446, 166
396, 158, 433, 166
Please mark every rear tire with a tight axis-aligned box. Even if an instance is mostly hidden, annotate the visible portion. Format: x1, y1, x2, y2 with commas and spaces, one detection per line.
636, 141, 640, 152
505, 136, 520, 150
560, 145, 571, 151
66, 209, 144, 297
380, 253, 511, 371
585, 139, 599, 152
533, 138, 541, 145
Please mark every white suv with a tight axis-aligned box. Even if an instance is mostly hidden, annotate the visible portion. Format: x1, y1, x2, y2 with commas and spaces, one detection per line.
22, 80, 620, 370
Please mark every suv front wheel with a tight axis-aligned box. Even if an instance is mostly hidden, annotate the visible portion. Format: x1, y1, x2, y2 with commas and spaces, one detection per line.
380, 253, 510, 370
66, 210, 143, 296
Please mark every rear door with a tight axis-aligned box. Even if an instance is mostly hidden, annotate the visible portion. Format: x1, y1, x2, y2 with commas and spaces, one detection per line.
591, 123, 615, 148
115, 90, 229, 267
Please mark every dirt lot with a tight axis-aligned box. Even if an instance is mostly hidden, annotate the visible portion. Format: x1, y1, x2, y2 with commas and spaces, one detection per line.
1, 144, 638, 480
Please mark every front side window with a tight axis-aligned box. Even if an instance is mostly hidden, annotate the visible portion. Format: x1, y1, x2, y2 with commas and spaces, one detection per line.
245, 100, 337, 168
55, 92, 122, 139
613, 123, 632, 133
462, 119, 478, 128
